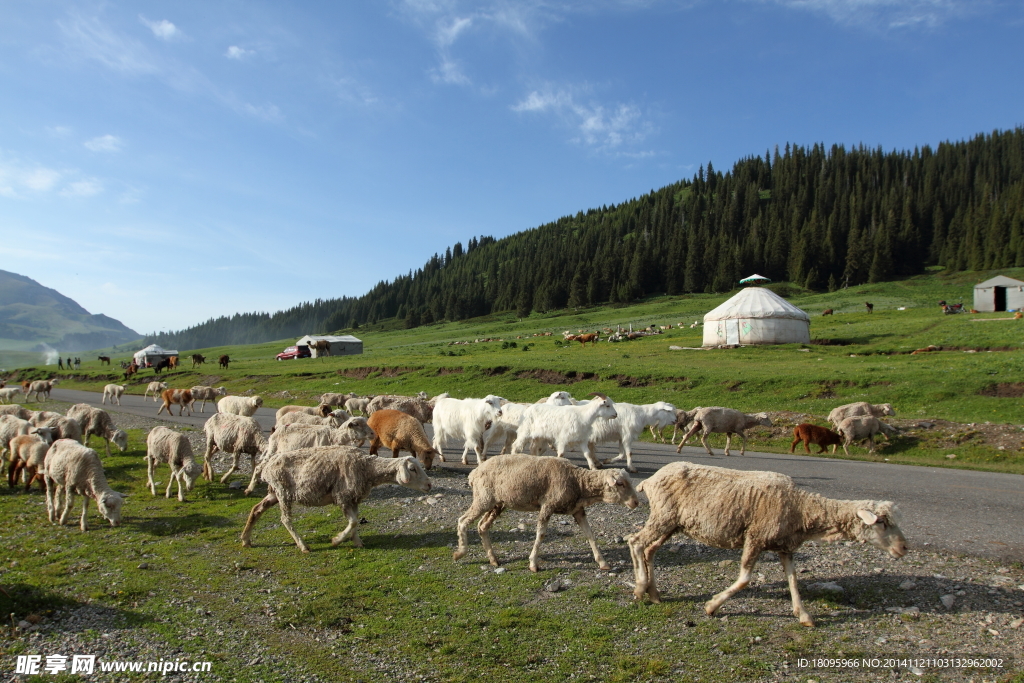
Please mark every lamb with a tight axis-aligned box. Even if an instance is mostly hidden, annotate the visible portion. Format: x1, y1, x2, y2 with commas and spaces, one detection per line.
511, 395, 619, 470
217, 395, 263, 417
586, 401, 677, 472
7, 433, 51, 491
649, 407, 699, 444
431, 395, 504, 465
0, 415, 33, 462
827, 402, 896, 428
144, 381, 168, 401
627, 461, 907, 626
101, 384, 126, 405
274, 403, 332, 423
790, 424, 843, 455
367, 409, 439, 470
240, 446, 432, 552
43, 439, 126, 532
0, 386, 23, 403
319, 392, 356, 407
365, 395, 434, 423
189, 386, 227, 412
836, 416, 899, 455
26, 379, 58, 402
453, 454, 639, 572
203, 412, 268, 484
675, 407, 772, 456
157, 389, 194, 416
66, 404, 128, 456
344, 396, 371, 415
145, 426, 203, 501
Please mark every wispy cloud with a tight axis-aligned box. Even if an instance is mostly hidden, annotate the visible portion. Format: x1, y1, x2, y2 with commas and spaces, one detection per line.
84, 134, 123, 152
753, 0, 971, 29
513, 86, 653, 152
225, 45, 254, 60
59, 12, 158, 75
0, 154, 62, 197
60, 179, 103, 197
139, 16, 182, 41
47, 126, 73, 138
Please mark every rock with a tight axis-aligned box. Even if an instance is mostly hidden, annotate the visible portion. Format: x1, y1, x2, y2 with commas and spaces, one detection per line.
718, 560, 733, 568
138, 562, 149, 570
917, 422, 935, 429
899, 580, 917, 590
809, 581, 844, 593
1009, 618, 1023, 629
940, 594, 956, 609
227, 481, 244, 490
543, 578, 566, 593
900, 606, 920, 621
668, 346, 683, 351
945, 454, 958, 459
425, 498, 438, 506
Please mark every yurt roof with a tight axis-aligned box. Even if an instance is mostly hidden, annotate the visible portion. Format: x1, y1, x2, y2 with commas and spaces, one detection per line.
135, 343, 177, 355
703, 287, 810, 322
297, 334, 362, 343
974, 275, 1024, 289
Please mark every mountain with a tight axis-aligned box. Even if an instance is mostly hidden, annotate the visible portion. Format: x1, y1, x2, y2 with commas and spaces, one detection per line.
0, 270, 140, 352
146, 128, 1024, 351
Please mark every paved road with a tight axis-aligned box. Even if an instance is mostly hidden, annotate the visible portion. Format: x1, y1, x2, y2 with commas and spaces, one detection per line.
49, 388, 1024, 562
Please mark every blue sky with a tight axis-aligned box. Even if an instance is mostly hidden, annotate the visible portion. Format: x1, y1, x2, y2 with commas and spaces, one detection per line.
1, 1, 1022, 335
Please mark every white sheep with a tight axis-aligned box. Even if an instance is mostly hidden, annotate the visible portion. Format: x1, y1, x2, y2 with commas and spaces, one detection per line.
453, 454, 639, 572
627, 461, 907, 626
481, 400, 531, 455
344, 396, 371, 415
276, 412, 348, 429
43, 439, 126, 532
26, 379, 58, 402
0, 386, 23, 403
365, 395, 434, 423
319, 392, 356, 407
0, 404, 31, 419
217, 395, 264, 417
146, 426, 203, 501
144, 381, 168, 402
585, 401, 677, 472
836, 416, 899, 455
203, 413, 268, 484
190, 386, 227, 413
66, 404, 128, 456
431, 395, 504, 465
7, 433, 51, 491
0, 414, 33, 462
240, 446, 432, 552
101, 384, 126, 405
827, 402, 896, 428
535, 390, 575, 405
33, 414, 83, 443
510, 395, 618, 470
274, 403, 333, 423
675, 407, 772, 456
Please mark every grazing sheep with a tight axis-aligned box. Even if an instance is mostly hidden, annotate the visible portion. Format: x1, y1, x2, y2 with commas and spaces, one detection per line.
822, 309, 834, 316
535, 390, 575, 405
453, 454, 639, 572
790, 424, 843, 455
34, 414, 83, 443
586, 401, 677, 472
217, 395, 263, 417
28, 410, 63, 426
44, 439, 126, 532
240, 446, 432, 552
146, 426, 203, 501
827, 402, 896, 428
0, 386, 23, 403
101, 384, 126, 405
627, 461, 906, 626
26, 379, 58, 402
0, 403, 31, 419
836, 416, 899, 455
7, 433, 51, 491
144, 381, 169, 402
365, 395, 434, 423
511, 395, 619, 470
0, 415, 33, 462
344, 396, 371, 415
431, 395, 504, 465
203, 413, 268, 484
367, 409, 439, 470
156, 389, 194, 416
189, 386, 227, 413
66, 404, 127, 456
319, 392, 356, 407
675, 407, 772, 456
274, 403, 332, 423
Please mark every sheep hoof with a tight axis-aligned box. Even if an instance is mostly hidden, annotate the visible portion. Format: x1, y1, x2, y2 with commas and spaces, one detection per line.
627, 466, 637, 473
799, 616, 815, 627
241, 539, 252, 548
299, 547, 311, 554
647, 588, 661, 603
452, 550, 465, 561
704, 601, 719, 616
598, 563, 611, 571
529, 565, 539, 573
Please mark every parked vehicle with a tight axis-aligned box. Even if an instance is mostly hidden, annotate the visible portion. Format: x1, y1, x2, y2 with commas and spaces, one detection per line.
276, 345, 311, 361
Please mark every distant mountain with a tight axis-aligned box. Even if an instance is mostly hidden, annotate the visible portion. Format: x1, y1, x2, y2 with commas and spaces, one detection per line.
0, 270, 140, 352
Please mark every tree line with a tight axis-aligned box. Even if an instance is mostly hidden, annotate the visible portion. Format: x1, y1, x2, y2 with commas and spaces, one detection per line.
146, 128, 1024, 350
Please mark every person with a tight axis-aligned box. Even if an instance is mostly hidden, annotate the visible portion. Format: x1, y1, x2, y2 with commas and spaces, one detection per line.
58, 357, 64, 370
67, 357, 72, 368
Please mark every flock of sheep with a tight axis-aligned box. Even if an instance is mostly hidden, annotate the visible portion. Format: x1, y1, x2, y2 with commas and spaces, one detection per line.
0, 377, 907, 627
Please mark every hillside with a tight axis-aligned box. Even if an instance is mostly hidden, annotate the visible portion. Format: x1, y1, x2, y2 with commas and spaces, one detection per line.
0, 269, 140, 353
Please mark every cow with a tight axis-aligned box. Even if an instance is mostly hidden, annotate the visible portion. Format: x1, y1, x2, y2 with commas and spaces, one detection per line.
219, 355, 230, 369
98, 356, 111, 365
822, 309, 834, 316
311, 340, 331, 358
191, 354, 205, 368
576, 333, 599, 347
865, 302, 874, 314
153, 359, 172, 374
168, 356, 179, 370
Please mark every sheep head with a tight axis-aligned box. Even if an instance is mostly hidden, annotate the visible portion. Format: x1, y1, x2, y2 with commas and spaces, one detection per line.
181, 461, 203, 492
112, 429, 128, 452
97, 491, 126, 527
396, 456, 432, 492
854, 503, 907, 558
601, 470, 639, 509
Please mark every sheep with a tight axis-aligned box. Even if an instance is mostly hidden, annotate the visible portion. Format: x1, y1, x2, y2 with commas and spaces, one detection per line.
101, 384, 126, 405
217, 395, 263, 417
319, 392, 356, 407
585, 401, 677, 472
790, 424, 843, 455
675, 407, 772, 456
203, 413, 268, 484
365, 395, 434, 423
431, 395, 504, 465
0, 415, 32, 462
511, 395, 619, 470
836, 416, 899, 455
240, 446, 432, 553
344, 396, 371, 415
43, 439, 126, 532
28, 410, 63, 426
627, 461, 907, 626
649, 407, 699, 444
26, 379, 58, 402
367, 409, 439, 470
34, 414, 83, 443
144, 381, 168, 402
276, 412, 347, 429
7, 433, 51, 491
157, 389, 194, 416
481, 400, 532, 455
0, 386, 23, 403
0, 404, 31, 419
145, 426, 203, 501
827, 402, 896, 428
190, 386, 227, 412
533, 390, 575, 405
274, 403, 332, 423
453, 454, 639, 572
66, 404, 127, 456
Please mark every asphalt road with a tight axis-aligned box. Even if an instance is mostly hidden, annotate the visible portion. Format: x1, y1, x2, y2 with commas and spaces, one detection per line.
48, 388, 1024, 562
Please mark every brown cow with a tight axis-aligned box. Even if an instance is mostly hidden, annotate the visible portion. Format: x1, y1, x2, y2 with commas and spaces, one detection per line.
790, 424, 843, 455
191, 354, 205, 367
168, 356, 179, 369
219, 355, 230, 369
865, 302, 874, 313
157, 388, 194, 416
311, 340, 331, 358
822, 309, 833, 316
576, 333, 599, 347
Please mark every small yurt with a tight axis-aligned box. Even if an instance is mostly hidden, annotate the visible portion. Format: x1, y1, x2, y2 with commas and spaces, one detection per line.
295, 334, 363, 357
973, 275, 1024, 312
133, 343, 178, 366
702, 287, 810, 346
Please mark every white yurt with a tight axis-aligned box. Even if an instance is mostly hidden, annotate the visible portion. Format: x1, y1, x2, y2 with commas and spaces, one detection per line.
702, 286, 810, 346
133, 343, 178, 366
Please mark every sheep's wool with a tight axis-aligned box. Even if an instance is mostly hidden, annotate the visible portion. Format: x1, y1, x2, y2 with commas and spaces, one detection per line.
702, 287, 810, 346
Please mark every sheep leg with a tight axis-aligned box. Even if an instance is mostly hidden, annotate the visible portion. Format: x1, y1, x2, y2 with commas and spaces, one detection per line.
79, 494, 91, 532
147, 457, 158, 496
220, 454, 239, 484
244, 454, 263, 495
277, 500, 310, 553
675, 422, 703, 453
528, 507, 555, 572
580, 444, 602, 471
45, 476, 57, 522
59, 487, 75, 526
473, 436, 487, 465
476, 507, 503, 566
332, 504, 363, 548
203, 439, 217, 481
649, 424, 666, 444
627, 526, 672, 602
670, 423, 680, 445
779, 552, 814, 627
240, 490, 279, 547
705, 542, 760, 617
738, 431, 748, 456
700, 431, 715, 456
453, 502, 488, 562
573, 511, 610, 570
842, 438, 851, 457
165, 464, 177, 499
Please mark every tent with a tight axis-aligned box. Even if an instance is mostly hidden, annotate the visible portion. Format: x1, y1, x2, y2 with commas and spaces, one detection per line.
133, 343, 178, 366
702, 287, 810, 346
295, 334, 363, 357
973, 275, 1024, 312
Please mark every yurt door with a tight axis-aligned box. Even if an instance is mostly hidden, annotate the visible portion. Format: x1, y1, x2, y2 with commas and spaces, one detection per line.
725, 320, 740, 345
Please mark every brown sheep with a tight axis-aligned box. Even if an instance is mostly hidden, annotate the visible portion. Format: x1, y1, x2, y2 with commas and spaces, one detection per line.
157, 388, 194, 416
790, 424, 843, 455
367, 409, 439, 470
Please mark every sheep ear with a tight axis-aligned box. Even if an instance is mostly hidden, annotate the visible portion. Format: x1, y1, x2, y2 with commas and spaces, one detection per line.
856, 509, 878, 525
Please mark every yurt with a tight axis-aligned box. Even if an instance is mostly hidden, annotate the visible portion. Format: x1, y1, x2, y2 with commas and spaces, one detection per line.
133, 343, 178, 366
702, 287, 810, 346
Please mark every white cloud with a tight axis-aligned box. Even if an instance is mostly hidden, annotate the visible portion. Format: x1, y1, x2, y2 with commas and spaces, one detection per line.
139, 16, 182, 41
754, 0, 970, 29
84, 134, 123, 152
239, 102, 284, 123
437, 16, 473, 46
225, 45, 254, 60
430, 57, 471, 84
513, 87, 653, 151
0, 155, 63, 197
60, 179, 103, 197
60, 13, 158, 75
